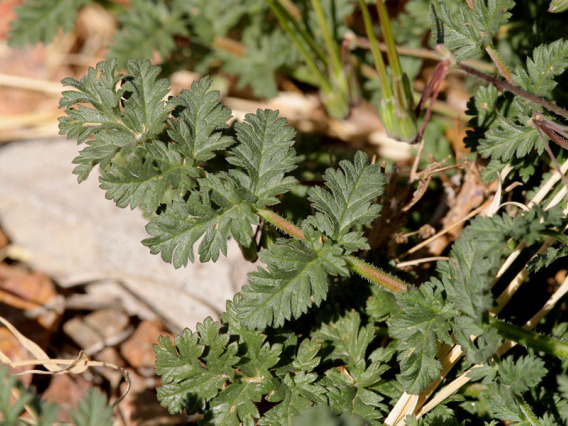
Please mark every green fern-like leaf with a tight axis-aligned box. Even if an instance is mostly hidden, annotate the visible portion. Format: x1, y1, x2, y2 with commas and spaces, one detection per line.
109, 0, 190, 67
59, 59, 172, 182
155, 306, 283, 423
305, 151, 384, 253
313, 310, 375, 368
261, 371, 327, 425
154, 319, 240, 414
478, 117, 541, 162
236, 238, 349, 329
512, 39, 568, 97
431, 0, 514, 61
99, 141, 200, 212
143, 174, 258, 266
485, 356, 547, 424
168, 77, 234, 162
8, 0, 91, 47
261, 339, 327, 423
228, 109, 299, 207
99, 76, 235, 213
389, 284, 456, 393
498, 355, 548, 394
68, 389, 113, 426
59, 60, 127, 144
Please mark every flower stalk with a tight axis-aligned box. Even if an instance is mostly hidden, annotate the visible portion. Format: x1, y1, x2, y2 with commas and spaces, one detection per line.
358, 0, 418, 142
268, 0, 350, 118
490, 317, 568, 359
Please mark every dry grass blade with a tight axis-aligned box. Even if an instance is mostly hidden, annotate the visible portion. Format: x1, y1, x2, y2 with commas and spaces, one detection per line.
387, 158, 568, 421
418, 272, 568, 418
0, 314, 130, 410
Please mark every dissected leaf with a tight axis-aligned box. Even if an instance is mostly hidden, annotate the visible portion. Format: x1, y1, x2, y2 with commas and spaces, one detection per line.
154, 320, 240, 414
110, 0, 190, 67
313, 310, 375, 367
99, 141, 200, 213
389, 284, 456, 393
168, 77, 234, 162
59, 59, 172, 181
236, 239, 348, 329
431, 0, 515, 61
478, 116, 541, 162
305, 151, 384, 253
143, 174, 258, 267
228, 109, 299, 207
8, 0, 91, 47
512, 39, 568, 97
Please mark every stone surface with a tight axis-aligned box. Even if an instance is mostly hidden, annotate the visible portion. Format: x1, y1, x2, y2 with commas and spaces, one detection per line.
0, 138, 257, 330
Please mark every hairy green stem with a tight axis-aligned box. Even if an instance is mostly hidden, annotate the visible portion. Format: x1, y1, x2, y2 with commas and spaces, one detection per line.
255, 208, 306, 241
345, 255, 408, 292
457, 62, 568, 121
255, 208, 409, 292
485, 45, 513, 84
515, 394, 539, 425
490, 317, 568, 359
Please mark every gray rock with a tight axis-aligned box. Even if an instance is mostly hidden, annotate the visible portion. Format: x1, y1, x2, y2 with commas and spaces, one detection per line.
0, 138, 257, 331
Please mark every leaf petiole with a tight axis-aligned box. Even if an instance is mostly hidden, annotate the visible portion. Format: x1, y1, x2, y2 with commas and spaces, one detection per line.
255, 207, 409, 293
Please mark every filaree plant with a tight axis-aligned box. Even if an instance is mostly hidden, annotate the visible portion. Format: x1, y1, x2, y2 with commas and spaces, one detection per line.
4, 0, 568, 424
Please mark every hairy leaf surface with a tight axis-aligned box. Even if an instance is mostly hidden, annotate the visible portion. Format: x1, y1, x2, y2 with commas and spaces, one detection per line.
478, 117, 541, 162
59, 59, 172, 181
168, 78, 234, 161
389, 284, 456, 393
306, 151, 384, 253
431, 0, 514, 61
236, 239, 348, 329
99, 141, 200, 212
154, 320, 239, 414
512, 39, 568, 97
143, 175, 258, 267
228, 109, 299, 207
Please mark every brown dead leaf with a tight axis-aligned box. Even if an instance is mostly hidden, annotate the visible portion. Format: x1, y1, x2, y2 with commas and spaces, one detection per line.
427, 163, 492, 255
0, 226, 8, 250
121, 320, 172, 370
0, 263, 61, 333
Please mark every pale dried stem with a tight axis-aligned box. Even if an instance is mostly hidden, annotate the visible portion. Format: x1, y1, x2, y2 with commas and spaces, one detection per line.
384, 392, 419, 425
399, 201, 491, 258
493, 238, 556, 314
396, 256, 451, 268
0, 73, 62, 95
389, 161, 568, 422
418, 272, 568, 418
529, 158, 568, 206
